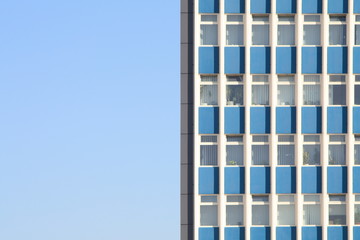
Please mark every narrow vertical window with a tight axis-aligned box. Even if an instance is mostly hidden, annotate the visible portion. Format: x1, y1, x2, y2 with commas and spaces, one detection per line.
303, 135, 321, 165
355, 195, 360, 225
329, 195, 346, 225
329, 16, 347, 45
278, 16, 295, 45
278, 135, 295, 165
303, 15, 321, 45
200, 75, 218, 105
355, 75, 360, 105
252, 15, 269, 45
200, 15, 218, 45
329, 75, 346, 105
277, 75, 295, 105
226, 75, 244, 105
226, 195, 244, 226
252, 135, 269, 165
252, 75, 269, 105
329, 135, 346, 165
355, 135, 360, 165
303, 75, 321, 105
355, 16, 360, 45
252, 195, 269, 225
226, 135, 244, 165
200, 196, 218, 226
303, 195, 321, 225
277, 195, 295, 225
226, 15, 244, 45
200, 135, 218, 166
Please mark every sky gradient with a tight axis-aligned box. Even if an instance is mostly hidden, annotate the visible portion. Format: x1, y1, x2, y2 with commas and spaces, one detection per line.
0, 1, 180, 239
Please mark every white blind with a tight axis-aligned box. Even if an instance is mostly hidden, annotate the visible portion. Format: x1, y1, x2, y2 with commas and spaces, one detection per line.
278, 205, 295, 225
303, 145, 321, 165
252, 25, 269, 45
329, 25, 346, 45
200, 205, 218, 226
304, 85, 320, 105
278, 145, 295, 165
200, 145, 218, 165
278, 85, 295, 105
252, 205, 269, 225
226, 205, 244, 225
329, 144, 346, 165
200, 24, 218, 45
226, 145, 244, 165
303, 25, 321, 45
252, 145, 269, 165
278, 25, 295, 45
356, 25, 360, 45
355, 144, 360, 164
252, 85, 269, 105
226, 25, 244, 45
303, 204, 321, 225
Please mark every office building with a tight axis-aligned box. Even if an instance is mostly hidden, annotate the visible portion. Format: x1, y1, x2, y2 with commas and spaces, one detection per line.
181, 0, 360, 239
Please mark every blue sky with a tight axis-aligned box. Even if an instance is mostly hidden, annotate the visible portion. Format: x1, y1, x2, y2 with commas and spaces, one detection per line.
0, 1, 179, 239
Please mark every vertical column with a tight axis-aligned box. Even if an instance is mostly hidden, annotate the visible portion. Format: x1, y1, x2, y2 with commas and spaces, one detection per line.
270, 1, 278, 239
244, 0, 252, 239
218, 0, 226, 239
193, 0, 200, 239
295, 0, 303, 239
347, 1, 355, 239
181, 0, 195, 239
321, 0, 329, 239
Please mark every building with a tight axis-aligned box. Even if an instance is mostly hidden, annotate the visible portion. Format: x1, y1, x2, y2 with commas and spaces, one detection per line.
181, 0, 360, 239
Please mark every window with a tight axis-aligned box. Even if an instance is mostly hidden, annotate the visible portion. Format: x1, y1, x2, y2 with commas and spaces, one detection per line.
329, 75, 346, 105
227, 75, 244, 106
355, 195, 360, 225
226, 15, 244, 45
252, 15, 269, 45
356, 16, 360, 45
252, 135, 269, 165
303, 135, 321, 165
252, 75, 269, 105
200, 75, 218, 105
303, 15, 321, 45
200, 135, 218, 166
252, 195, 269, 225
277, 195, 295, 225
277, 75, 295, 105
226, 195, 244, 226
329, 15, 347, 45
303, 75, 321, 105
200, 195, 218, 226
226, 136, 244, 165
303, 195, 321, 225
200, 15, 218, 45
355, 75, 360, 105
329, 135, 346, 165
329, 195, 346, 225
356, 135, 360, 165
278, 135, 295, 165
278, 15, 295, 45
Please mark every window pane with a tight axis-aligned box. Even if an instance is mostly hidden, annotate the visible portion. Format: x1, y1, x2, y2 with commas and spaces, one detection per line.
226, 145, 244, 165
355, 145, 360, 165
278, 205, 295, 225
252, 205, 269, 225
304, 75, 320, 82
355, 205, 360, 225
227, 75, 243, 82
278, 25, 295, 45
227, 15, 243, 22
200, 205, 218, 226
226, 205, 244, 225
200, 145, 218, 165
329, 25, 346, 45
330, 75, 346, 82
304, 25, 321, 45
356, 25, 360, 45
304, 85, 321, 105
201, 75, 217, 82
278, 145, 295, 165
355, 85, 360, 105
329, 85, 346, 105
252, 145, 269, 165
201, 196, 217, 202
329, 144, 346, 165
278, 85, 295, 105
201, 135, 217, 142
227, 85, 244, 105
304, 135, 320, 142
200, 85, 218, 105
253, 75, 269, 82
303, 145, 321, 165
329, 204, 346, 225
304, 204, 321, 225
227, 25, 244, 45
304, 15, 320, 22
252, 25, 269, 45
227, 195, 243, 202
201, 15, 217, 22
201, 25, 218, 45
252, 85, 269, 105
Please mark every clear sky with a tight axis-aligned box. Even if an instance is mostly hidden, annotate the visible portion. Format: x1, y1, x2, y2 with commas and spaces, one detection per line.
0, 1, 179, 239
